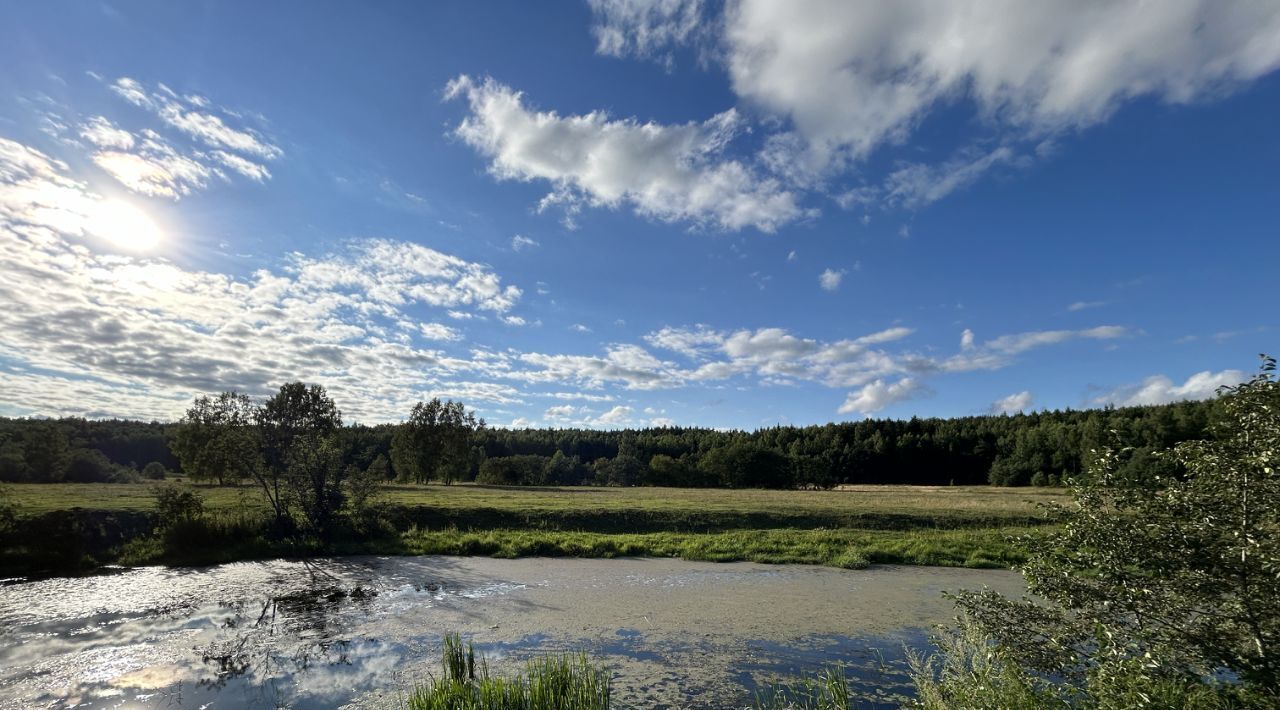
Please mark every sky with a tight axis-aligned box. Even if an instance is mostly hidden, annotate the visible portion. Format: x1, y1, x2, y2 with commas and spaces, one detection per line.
0, 1, 1277, 429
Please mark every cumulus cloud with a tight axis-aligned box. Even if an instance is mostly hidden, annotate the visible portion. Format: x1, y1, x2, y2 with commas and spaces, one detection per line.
725, 1, 1280, 169
515, 344, 681, 390
593, 0, 1280, 202
1093, 369, 1246, 407
445, 75, 807, 232
644, 324, 725, 358
818, 268, 845, 292
838, 377, 925, 416
990, 390, 1034, 414
593, 405, 634, 426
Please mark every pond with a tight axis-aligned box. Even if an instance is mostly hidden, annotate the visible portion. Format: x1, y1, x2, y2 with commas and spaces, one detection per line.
0, 556, 1024, 708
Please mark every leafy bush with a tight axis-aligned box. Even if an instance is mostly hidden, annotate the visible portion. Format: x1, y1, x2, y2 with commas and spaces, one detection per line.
142, 461, 167, 480
914, 357, 1280, 706
153, 483, 205, 528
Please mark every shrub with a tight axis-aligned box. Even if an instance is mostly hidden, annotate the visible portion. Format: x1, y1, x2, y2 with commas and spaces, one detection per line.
153, 483, 205, 529
142, 461, 167, 480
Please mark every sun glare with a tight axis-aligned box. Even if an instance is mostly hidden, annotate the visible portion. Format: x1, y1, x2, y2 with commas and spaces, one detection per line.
88, 199, 163, 251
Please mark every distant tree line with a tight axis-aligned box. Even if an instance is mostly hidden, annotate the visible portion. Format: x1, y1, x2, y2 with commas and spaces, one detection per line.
0, 418, 176, 483
0, 393, 1218, 488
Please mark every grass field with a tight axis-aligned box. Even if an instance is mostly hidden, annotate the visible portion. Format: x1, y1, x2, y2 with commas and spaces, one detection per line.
6, 480, 1068, 521
3, 481, 1067, 572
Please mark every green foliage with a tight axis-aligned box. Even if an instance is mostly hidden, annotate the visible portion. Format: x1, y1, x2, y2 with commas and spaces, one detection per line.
0, 439, 28, 482
699, 441, 792, 488
477, 454, 551, 486
284, 433, 348, 537
345, 454, 387, 515
65, 448, 132, 483
391, 399, 483, 484
171, 391, 259, 485
543, 450, 587, 485
918, 356, 1280, 705
255, 382, 342, 524
152, 482, 205, 529
0, 485, 15, 538
141, 461, 167, 480
406, 634, 610, 710
398, 526, 1031, 569
21, 422, 71, 482
754, 665, 853, 710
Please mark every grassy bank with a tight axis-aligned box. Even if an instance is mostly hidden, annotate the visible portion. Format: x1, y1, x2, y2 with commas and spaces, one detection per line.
2, 482, 1060, 575
397, 526, 1036, 569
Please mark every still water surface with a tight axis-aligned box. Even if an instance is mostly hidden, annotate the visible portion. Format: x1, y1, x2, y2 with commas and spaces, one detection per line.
0, 556, 1023, 708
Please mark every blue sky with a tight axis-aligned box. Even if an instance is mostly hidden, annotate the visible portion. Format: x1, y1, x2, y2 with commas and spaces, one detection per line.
0, 1, 1276, 428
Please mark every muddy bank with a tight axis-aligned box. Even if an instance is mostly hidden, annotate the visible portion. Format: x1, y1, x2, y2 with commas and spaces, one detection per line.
0, 556, 1024, 708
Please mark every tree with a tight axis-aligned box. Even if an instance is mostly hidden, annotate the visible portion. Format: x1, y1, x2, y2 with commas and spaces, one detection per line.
391, 399, 482, 484
916, 356, 1280, 706
346, 454, 387, 516
283, 433, 347, 537
22, 421, 70, 482
171, 392, 258, 485
255, 383, 342, 525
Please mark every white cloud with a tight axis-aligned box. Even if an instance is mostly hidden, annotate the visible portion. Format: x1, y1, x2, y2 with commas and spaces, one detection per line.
959, 329, 975, 350
838, 377, 925, 416
818, 268, 846, 292
990, 390, 1033, 414
0, 136, 529, 422
79, 115, 135, 150
1068, 300, 1107, 312
982, 326, 1127, 356
90, 146, 214, 199
593, 405, 634, 426
445, 75, 807, 232
515, 344, 680, 390
593, 0, 1280, 207
644, 324, 725, 358
570, 323, 593, 333
212, 150, 271, 181
589, 0, 707, 66
1093, 369, 1246, 407
511, 234, 539, 251
419, 323, 462, 341
722, 1, 1280, 172
545, 404, 583, 422
112, 77, 282, 160
787, 250, 796, 261
83, 84, 275, 197
880, 146, 1024, 209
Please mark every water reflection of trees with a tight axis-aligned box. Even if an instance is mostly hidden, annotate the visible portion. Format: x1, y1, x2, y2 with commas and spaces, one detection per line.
196, 582, 378, 697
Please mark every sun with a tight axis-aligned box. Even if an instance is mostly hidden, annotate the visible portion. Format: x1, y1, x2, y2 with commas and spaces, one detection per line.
87, 199, 163, 251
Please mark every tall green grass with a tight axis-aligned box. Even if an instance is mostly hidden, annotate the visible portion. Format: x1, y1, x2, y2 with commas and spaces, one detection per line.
754, 665, 853, 709
406, 634, 611, 710
399, 526, 1036, 569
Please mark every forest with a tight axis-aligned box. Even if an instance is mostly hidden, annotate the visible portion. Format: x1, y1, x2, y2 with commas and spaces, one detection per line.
0, 389, 1215, 489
